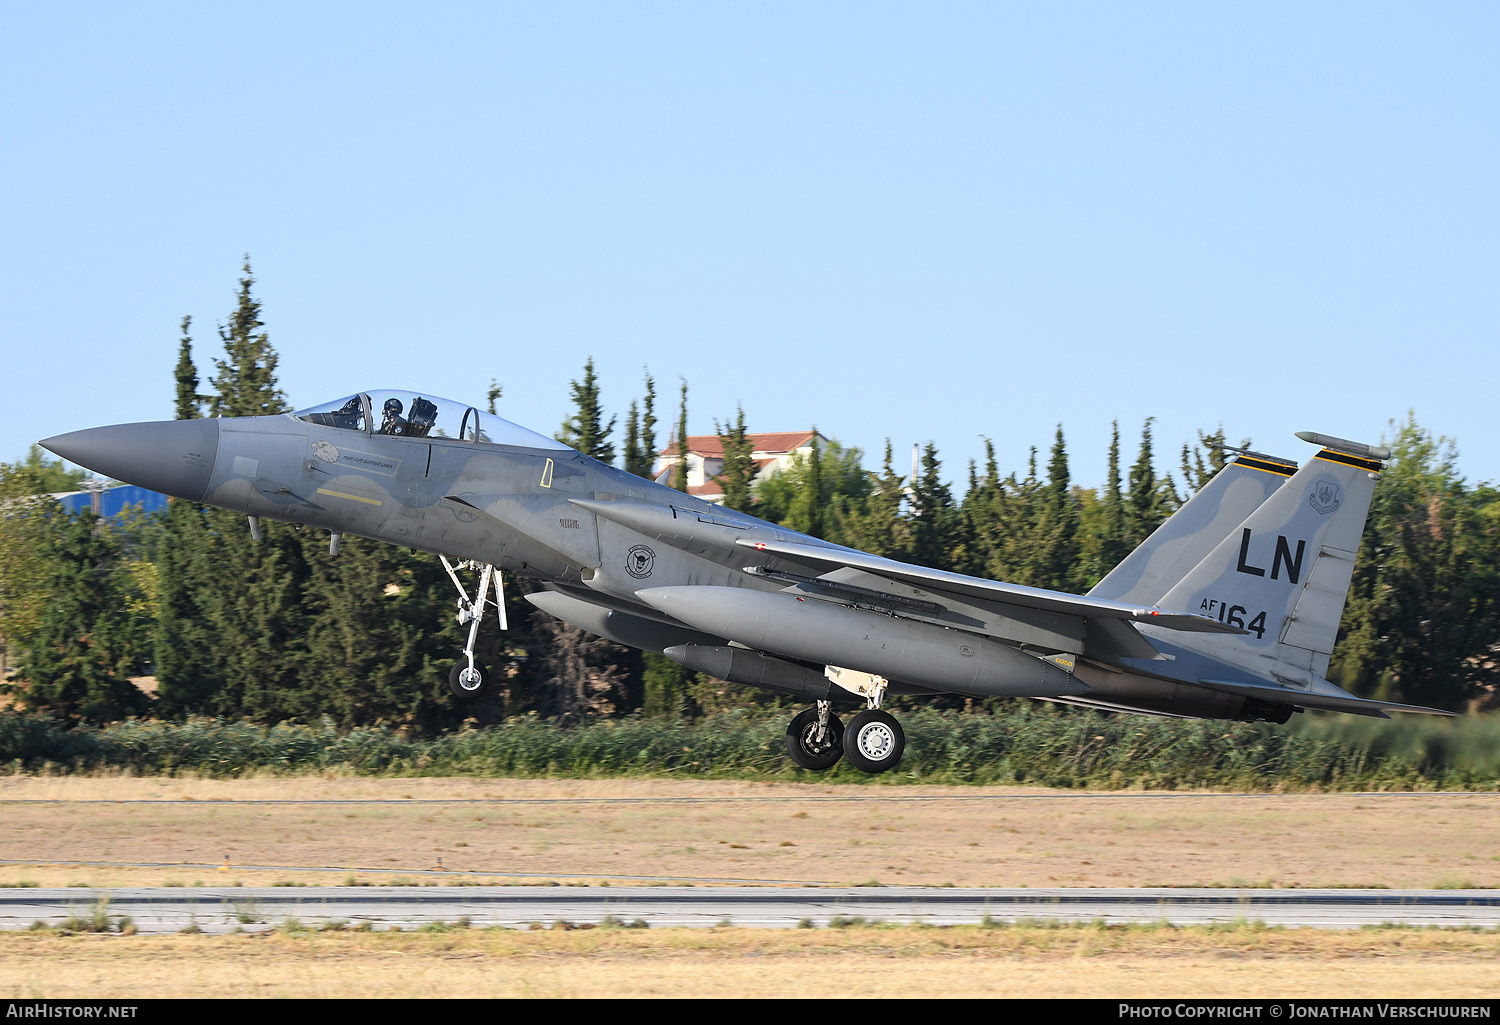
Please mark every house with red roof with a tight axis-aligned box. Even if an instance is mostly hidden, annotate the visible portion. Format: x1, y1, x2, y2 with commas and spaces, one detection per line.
653, 430, 828, 504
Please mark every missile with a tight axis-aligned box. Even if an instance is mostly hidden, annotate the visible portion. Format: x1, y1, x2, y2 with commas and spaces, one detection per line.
636, 585, 1090, 699
1295, 432, 1391, 462
662, 644, 844, 702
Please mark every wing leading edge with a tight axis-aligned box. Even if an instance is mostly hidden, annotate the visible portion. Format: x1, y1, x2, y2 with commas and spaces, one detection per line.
735, 537, 1243, 638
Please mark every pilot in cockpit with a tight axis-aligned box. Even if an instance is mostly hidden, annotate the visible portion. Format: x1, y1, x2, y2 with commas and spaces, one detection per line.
380, 398, 405, 435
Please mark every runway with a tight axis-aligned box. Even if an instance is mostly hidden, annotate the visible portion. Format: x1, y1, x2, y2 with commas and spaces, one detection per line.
5, 886, 1498, 934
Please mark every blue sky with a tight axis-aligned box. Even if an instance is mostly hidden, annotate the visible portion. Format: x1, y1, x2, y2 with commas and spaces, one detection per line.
5, 2, 1497, 493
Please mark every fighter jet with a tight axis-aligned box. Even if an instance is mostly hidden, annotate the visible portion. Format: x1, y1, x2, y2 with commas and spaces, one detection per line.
39, 389, 1455, 774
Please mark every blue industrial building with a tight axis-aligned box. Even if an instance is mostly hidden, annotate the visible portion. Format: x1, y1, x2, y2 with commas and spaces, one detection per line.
53, 484, 168, 518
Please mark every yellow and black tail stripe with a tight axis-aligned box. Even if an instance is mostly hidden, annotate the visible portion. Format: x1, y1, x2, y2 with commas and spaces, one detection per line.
1315, 449, 1384, 473
1231, 455, 1297, 477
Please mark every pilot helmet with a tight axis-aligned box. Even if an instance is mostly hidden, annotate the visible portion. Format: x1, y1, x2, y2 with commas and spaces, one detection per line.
383, 398, 404, 418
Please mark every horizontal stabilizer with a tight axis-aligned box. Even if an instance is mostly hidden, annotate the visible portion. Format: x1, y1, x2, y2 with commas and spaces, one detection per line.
1196, 678, 1456, 718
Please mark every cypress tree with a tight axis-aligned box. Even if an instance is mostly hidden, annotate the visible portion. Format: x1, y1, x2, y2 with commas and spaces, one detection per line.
1033, 425, 1081, 590
173, 316, 202, 420
622, 400, 641, 475
715, 406, 755, 512
158, 259, 312, 720
841, 439, 912, 560
1097, 420, 1128, 574
1331, 416, 1500, 710
154, 317, 214, 715
641, 372, 658, 474
0, 463, 66, 681
1124, 418, 1176, 549
556, 357, 616, 462
672, 379, 689, 492
209, 258, 286, 418
16, 512, 149, 724
909, 442, 961, 571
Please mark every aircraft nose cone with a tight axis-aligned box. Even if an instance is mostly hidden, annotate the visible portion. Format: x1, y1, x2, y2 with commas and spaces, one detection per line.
39, 419, 220, 502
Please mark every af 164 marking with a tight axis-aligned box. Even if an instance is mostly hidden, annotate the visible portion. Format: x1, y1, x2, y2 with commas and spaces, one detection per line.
1198, 597, 1268, 639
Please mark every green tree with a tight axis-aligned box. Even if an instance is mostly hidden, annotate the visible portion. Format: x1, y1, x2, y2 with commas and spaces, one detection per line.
836, 440, 911, 560
973, 446, 1042, 584
556, 357, 616, 462
672, 379, 689, 492
908, 443, 965, 572
0, 463, 68, 679
1093, 421, 1129, 578
12, 512, 150, 724
754, 436, 869, 542
714, 406, 756, 513
155, 261, 313, 720
1124, 418, 1176, 550
1332, 415, 1500, 710
173, 315, 202, 420
209, 258, 286, 418
622, 371, 658, 479
297, 537, 504, 731
1178, 426, 1244, 496
1028, 426, 1083, 591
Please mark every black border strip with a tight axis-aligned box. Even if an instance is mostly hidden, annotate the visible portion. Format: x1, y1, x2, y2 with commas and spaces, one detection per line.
1316, 449, 1384, 472
1231, 456, 1296, 476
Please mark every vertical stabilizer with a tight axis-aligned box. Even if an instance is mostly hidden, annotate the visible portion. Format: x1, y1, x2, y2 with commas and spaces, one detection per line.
1149, 438, 1384, 683
1090, 451, 1296, 605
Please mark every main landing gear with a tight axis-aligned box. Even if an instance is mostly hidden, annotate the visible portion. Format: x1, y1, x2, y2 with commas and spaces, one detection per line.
441, 555, 506, 701
784, 670, 906, 775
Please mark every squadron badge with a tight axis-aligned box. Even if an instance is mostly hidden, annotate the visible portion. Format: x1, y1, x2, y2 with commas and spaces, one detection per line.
626, 544, 656, 579
1309, 478, 1342, 516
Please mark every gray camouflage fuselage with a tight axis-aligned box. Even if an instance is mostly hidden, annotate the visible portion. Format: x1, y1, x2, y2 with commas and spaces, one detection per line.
40, 391, 1456, 731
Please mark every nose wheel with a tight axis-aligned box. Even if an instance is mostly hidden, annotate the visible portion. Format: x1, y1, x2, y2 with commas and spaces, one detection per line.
449, 661, 491, 699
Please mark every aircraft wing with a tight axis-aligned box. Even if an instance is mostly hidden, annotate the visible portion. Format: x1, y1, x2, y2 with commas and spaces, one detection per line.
735, 537, 1244, 638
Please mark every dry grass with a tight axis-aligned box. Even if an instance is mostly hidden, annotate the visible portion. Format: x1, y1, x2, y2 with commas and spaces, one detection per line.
3, 775, 1499, 998
1, 775, 1497, 890
1, 925, 1498, 998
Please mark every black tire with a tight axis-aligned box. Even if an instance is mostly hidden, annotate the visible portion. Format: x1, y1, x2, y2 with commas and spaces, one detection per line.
842, 709, 905, 774
449, 660, 491, 700
785, 707, 845, 770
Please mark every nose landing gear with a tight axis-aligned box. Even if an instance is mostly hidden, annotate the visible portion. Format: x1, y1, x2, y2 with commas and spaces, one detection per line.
441, 555, 505, 700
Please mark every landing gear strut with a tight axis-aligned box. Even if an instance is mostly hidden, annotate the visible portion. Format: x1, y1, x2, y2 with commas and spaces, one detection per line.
441, 555, 506, 700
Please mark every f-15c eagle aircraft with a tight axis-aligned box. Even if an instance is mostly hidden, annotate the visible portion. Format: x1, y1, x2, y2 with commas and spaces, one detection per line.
40, 388, 1454, 774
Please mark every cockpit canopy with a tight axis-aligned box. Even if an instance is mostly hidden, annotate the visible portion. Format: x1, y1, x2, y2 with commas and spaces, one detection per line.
295, 390, 568, 450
